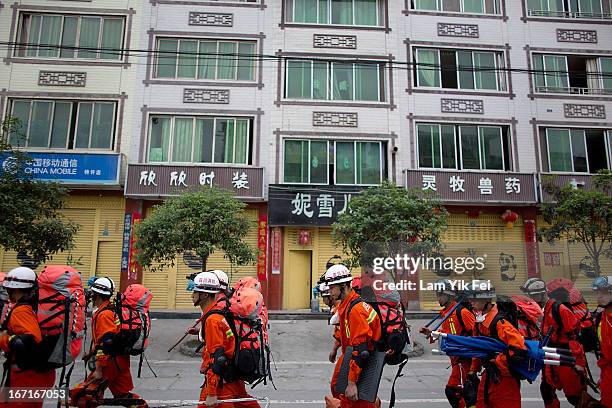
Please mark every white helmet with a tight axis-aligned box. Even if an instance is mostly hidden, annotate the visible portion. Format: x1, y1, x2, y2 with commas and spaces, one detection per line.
193, 272, 221, 293
3, 267, 37, 289
324, 264, 353, 286
211, 270, 229, 290
520, 278, 547, 295
318, 282, 330, 297
90, 277, 115, 297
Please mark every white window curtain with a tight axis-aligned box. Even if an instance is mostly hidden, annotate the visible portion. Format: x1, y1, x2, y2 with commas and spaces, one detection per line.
416, 49, 440, 87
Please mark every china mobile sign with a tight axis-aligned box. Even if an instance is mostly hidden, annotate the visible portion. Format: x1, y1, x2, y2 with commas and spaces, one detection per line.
125, 164, 264, 199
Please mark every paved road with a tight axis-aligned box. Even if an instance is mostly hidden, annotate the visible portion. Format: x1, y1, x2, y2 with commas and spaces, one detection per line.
52, 318, 592, 407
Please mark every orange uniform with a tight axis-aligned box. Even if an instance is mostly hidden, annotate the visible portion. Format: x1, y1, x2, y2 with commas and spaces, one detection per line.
199, 302, 259, 408
471, 305, 526, 408
0, 303, 56, 408
597, 306, 612, 408
540, 299, 584, 407
438, 302, 475, 408
336, 289, 382, 408
70, 301, 142, 407
330, 305, 342, 399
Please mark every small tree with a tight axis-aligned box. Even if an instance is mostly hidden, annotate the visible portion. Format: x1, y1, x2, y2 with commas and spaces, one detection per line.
332, 180, 448, 275
539, 171, 612, 278
0, 117, 78, 266
134, 187, 256, 272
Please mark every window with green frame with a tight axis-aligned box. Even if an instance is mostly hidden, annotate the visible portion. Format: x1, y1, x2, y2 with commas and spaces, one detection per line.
16, 13, 124, 60
288, 0, 383, 26
285, 60, 384, 101
417, 123, 511, 170
9, 99, 116, 149
415, 48, 506, 91
155, 38, 256, 80
283, 140, 329, 184
148, 116, 251, 164
545, 128, 611, 173
411, 0, 500, 14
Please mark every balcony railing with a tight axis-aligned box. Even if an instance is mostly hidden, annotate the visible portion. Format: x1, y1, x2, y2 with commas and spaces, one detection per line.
528, 9, 612, 19
535, 86, 612, 95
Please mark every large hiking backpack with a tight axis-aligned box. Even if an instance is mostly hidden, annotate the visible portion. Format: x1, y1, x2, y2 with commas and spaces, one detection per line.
37, 265, 86, 369
233, 276, 269, 342
0, 272, 10, 329
550, 299, 598, 352
112, 284, 153, 356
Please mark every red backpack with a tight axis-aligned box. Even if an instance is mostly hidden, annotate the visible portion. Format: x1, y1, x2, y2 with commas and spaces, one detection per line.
36, 265, 87, 369
112, 284, 153, 356
510, 295, 543, 340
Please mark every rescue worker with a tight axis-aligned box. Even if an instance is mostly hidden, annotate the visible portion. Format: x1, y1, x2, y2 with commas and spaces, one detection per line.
325, 265, 382, 408
191, 271, 260, 408
420, 280, 475, 408
592, 276, 612, 407
522, 278, 585, 407
212, 270, 232, 299
70, 277, 145, 408
0, 267, 55, 408
320, 281, 342, 407
466, 281, 527, 408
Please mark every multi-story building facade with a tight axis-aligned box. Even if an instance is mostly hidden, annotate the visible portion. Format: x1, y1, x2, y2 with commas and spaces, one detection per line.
0, 0, 142, 288
1, 0, 610, 310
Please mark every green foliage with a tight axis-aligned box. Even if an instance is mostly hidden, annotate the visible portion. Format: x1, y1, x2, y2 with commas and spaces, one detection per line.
134, 187, 256, 272
332, 180, 448, 268
539, 174, 612, 277
0, 116, 78, 265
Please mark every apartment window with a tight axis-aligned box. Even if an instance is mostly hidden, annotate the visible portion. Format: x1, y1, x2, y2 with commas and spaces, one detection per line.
287, 0, 384, 26
336, 141, 382, 184
527, 0, 611, 18
16, 13, 124, 60
148, 116, 252, 164
285, 60, 385, 101
155, 39, 256, 81
411, 0, 500, 14
415, 49, 506, 91
545, 128, 611, 173
417, 123, 511, 171
284, 140, 329, 184
533, 54, 612, 94
8, 99, 116, 150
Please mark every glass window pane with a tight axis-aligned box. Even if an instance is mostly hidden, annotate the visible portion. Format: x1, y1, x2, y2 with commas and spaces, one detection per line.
60, 16, 78, 58
75, 103, 93, 149
354, 0, 378, 25
198, 41, 217, 80
458, 51, 475, 89
172, 118, 194, 162
357, 142, 381, 184
533, 55, 545, 90
287, 61, 312, 98
235, 119, 249, 164
417, 124, 436, 168
157, 39, 178, 78
28, 101, 53, 147
100, 18, 123, 60
214, 119, 229, 163
149, 117, 171, 162
38, 15, 62, 58
354, 63, 379, 101
193, 119, 214, 163
416, 49, 440, 87
217, 42, 237, 80
50, 102, 71, 148
479, 126, 503, 170
332, 62, 354, 100
319, 0, 330, 23
441, 125, 457, 169
26, 15, 42, 57
463, 0, 484, 12
78, 17, 101, 59
474, 52, 497, 90
237, 42, 255, 81
416, 0, 439, 10
332, 0, 353, 24
442, 0, 461, 12
544, 55, 569, 90
90, 103, 114, 149
547, 129, 572, 172
601, 58, 612, 91
484, 0, 498, 13
284, 140, 308, 183
294, 0, 318, 23
310, 141, 328, 183
313, 61, 328, 99
460, 126, 480, 169
10, 101, 31, 146
336, 142, 355, 184
571, 130, 588, 172
579, 0, 602, 15
177, 40, 197, 78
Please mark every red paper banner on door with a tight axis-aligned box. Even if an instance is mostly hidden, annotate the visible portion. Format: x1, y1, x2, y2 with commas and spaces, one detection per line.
128, 212, 141, 283
271, 227, 281, 275
257, 214, 268, 282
